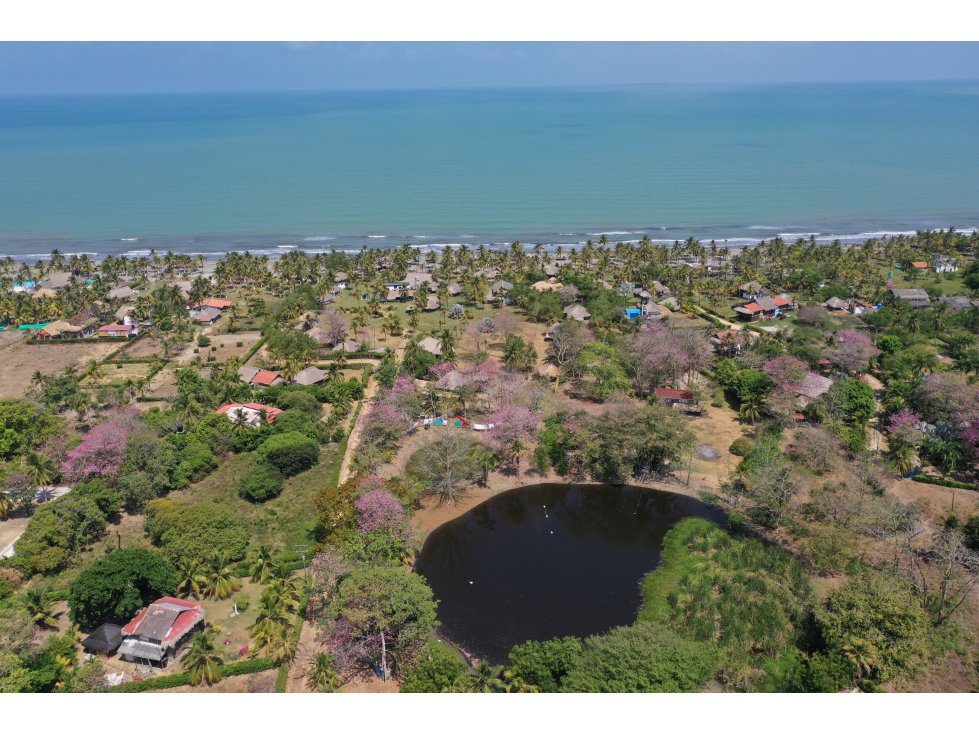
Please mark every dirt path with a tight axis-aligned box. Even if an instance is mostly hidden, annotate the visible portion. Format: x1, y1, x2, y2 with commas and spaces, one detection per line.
0, 516, 30, 558
336, 374, 380, 485
688, 304, 742, 331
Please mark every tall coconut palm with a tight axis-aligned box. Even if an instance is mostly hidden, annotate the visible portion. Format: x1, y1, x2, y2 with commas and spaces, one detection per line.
24, 451, 57, 488
182, 629, 225, 686
175, 558, 208, 599
206, 552, 241, 600
248, 545, 276, 584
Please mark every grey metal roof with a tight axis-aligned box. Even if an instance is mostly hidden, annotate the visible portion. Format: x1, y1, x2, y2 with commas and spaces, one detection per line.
118, 639, 166, 661
134, 606, 181, 641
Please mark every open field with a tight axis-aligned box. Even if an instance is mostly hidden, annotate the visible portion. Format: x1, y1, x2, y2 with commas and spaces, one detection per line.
0, 330, 121, 398
85, 361, 156, 387
173, 330, 264, 366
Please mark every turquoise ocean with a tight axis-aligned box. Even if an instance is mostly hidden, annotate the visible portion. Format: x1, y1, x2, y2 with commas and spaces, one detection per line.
1, 83, 978, 259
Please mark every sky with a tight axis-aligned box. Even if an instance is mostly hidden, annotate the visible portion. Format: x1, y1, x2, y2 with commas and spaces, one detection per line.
1, 42, 979, 94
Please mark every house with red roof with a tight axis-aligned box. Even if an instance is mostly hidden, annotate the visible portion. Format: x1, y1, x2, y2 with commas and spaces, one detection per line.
733, 294, 794, 322
117, 597, 205, 669
187, 297, 233, 311
216, 402, 283, 427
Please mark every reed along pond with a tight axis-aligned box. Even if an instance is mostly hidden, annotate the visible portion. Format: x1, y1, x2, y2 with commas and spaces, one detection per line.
415, 483, 724, 663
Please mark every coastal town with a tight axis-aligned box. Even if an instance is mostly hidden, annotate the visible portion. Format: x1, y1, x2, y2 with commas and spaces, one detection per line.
1, 229, 978, 693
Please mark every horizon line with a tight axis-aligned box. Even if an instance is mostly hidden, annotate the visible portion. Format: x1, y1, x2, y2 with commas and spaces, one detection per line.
2, 77, 979, 97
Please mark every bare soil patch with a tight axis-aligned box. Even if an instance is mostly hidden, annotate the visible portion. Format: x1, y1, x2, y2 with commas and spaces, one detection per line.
0, 331, 120, 398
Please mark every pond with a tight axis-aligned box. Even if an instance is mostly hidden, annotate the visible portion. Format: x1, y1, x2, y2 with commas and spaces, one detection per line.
415, 483, 724, 663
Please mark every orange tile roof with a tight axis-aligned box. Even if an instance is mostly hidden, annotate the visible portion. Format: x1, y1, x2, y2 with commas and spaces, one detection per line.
250, 369, 281, 386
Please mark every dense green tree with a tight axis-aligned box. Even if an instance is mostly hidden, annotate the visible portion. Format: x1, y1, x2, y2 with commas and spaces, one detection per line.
823, 378, 876, 425
13, 493, 109, 575
571, 404, 694, 484
506, 636, 583, 692
68, 548, 178, 628
817, 574, 932, 685
328, 565, 439, 677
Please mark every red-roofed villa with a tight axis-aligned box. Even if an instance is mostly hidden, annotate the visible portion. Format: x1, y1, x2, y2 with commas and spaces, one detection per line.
118, 597, 205, 668
216, 402, 283, 427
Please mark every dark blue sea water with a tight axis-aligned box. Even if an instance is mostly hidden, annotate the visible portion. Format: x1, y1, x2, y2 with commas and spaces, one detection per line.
1, 83, 978, 259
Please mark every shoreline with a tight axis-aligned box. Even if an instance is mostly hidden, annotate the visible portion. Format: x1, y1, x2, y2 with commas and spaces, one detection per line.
411, 470, 713, 536
2, 225, 976, 263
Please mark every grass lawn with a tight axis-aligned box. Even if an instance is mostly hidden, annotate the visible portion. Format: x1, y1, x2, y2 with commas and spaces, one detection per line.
168, 444, 343, 552
888, 269, 968, 296
332, 289, 505, 343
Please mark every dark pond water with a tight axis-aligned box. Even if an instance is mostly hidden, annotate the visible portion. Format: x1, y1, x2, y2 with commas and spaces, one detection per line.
415, 483, 724, 663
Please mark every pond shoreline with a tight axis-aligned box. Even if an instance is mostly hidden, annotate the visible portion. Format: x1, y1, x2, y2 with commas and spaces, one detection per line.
411, 469, 709, 536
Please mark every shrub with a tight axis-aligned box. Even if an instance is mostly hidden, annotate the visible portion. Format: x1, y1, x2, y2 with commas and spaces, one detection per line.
400, 638, 467, 692
145, 499, 250, 563
964, 515, 979, 552
800, 524, 856, 576
561, 624, 718, 692
238, 463, 285, 503
257, 431, 319, 477
276, 391, 322, 415
13, 494, 109, 575
729, 437, 754, 457
232, 591, 251, 612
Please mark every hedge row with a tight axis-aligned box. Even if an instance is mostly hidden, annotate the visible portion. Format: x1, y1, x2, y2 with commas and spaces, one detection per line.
103, 331, 151, 360
103, 357, 160, 365
26, 336, 130, 345
240, 335, 268, 364
108, 657, 278, 692
317, 350, 385, 361
911, 474, 977, 491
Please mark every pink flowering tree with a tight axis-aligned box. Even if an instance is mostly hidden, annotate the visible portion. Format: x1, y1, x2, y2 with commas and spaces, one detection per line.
915, 373, 974, 423
827, 329, 879, 375
762, 355, 809, 392
429, 362, 454, 380
355, 489, 408, 539
61, 410, 140, 484
885, 408, 924, 451
487, 405, 541, 463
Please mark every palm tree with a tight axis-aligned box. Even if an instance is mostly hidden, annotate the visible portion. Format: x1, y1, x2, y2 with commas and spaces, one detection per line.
891, 445, 916, 477
508, 440, 526, 471
739, 397, 762, 424
248, 545, 276, 584
841, 639, 876, 685
206, 552, 241, 600
183, 628, 225, 686
306, 652, 341, 692
22, 588, 60, 629
175, 558, 208, 599
24, 451, 57, 488
451, 661, 507, 692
